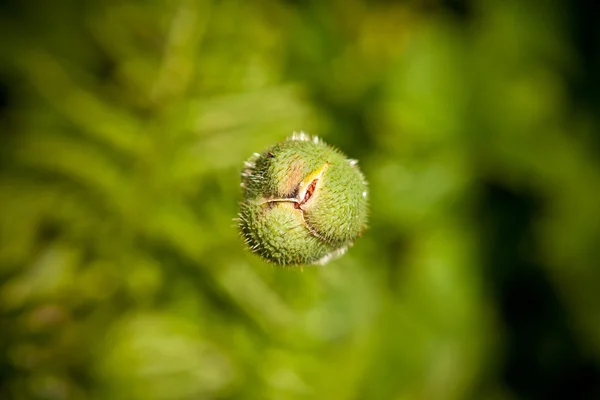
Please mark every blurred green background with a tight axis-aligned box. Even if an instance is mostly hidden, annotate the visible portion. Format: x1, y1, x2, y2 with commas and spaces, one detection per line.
1, 0, 600, 399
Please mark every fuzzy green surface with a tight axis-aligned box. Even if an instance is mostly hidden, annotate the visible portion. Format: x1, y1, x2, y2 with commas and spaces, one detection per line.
239, 138, 368, 265
303, 156, 368, 245
239, 201, 336, 265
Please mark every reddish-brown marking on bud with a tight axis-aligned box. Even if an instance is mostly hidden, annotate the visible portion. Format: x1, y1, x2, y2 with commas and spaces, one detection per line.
301, 178, 318, 205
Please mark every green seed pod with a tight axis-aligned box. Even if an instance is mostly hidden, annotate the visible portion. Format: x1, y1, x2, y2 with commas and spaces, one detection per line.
239, 132, 368, 266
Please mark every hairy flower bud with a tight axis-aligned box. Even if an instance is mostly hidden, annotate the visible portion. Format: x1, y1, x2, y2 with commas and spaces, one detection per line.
239, 132, 368, 266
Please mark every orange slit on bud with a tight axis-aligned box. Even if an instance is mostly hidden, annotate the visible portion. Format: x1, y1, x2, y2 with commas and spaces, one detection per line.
301, 178, 318, 206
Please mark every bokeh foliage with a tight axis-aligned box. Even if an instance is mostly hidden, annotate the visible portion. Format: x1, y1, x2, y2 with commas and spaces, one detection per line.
1, 0, 599, 399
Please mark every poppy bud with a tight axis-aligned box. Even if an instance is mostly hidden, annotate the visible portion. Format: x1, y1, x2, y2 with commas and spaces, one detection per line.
239, 132, 368, 266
